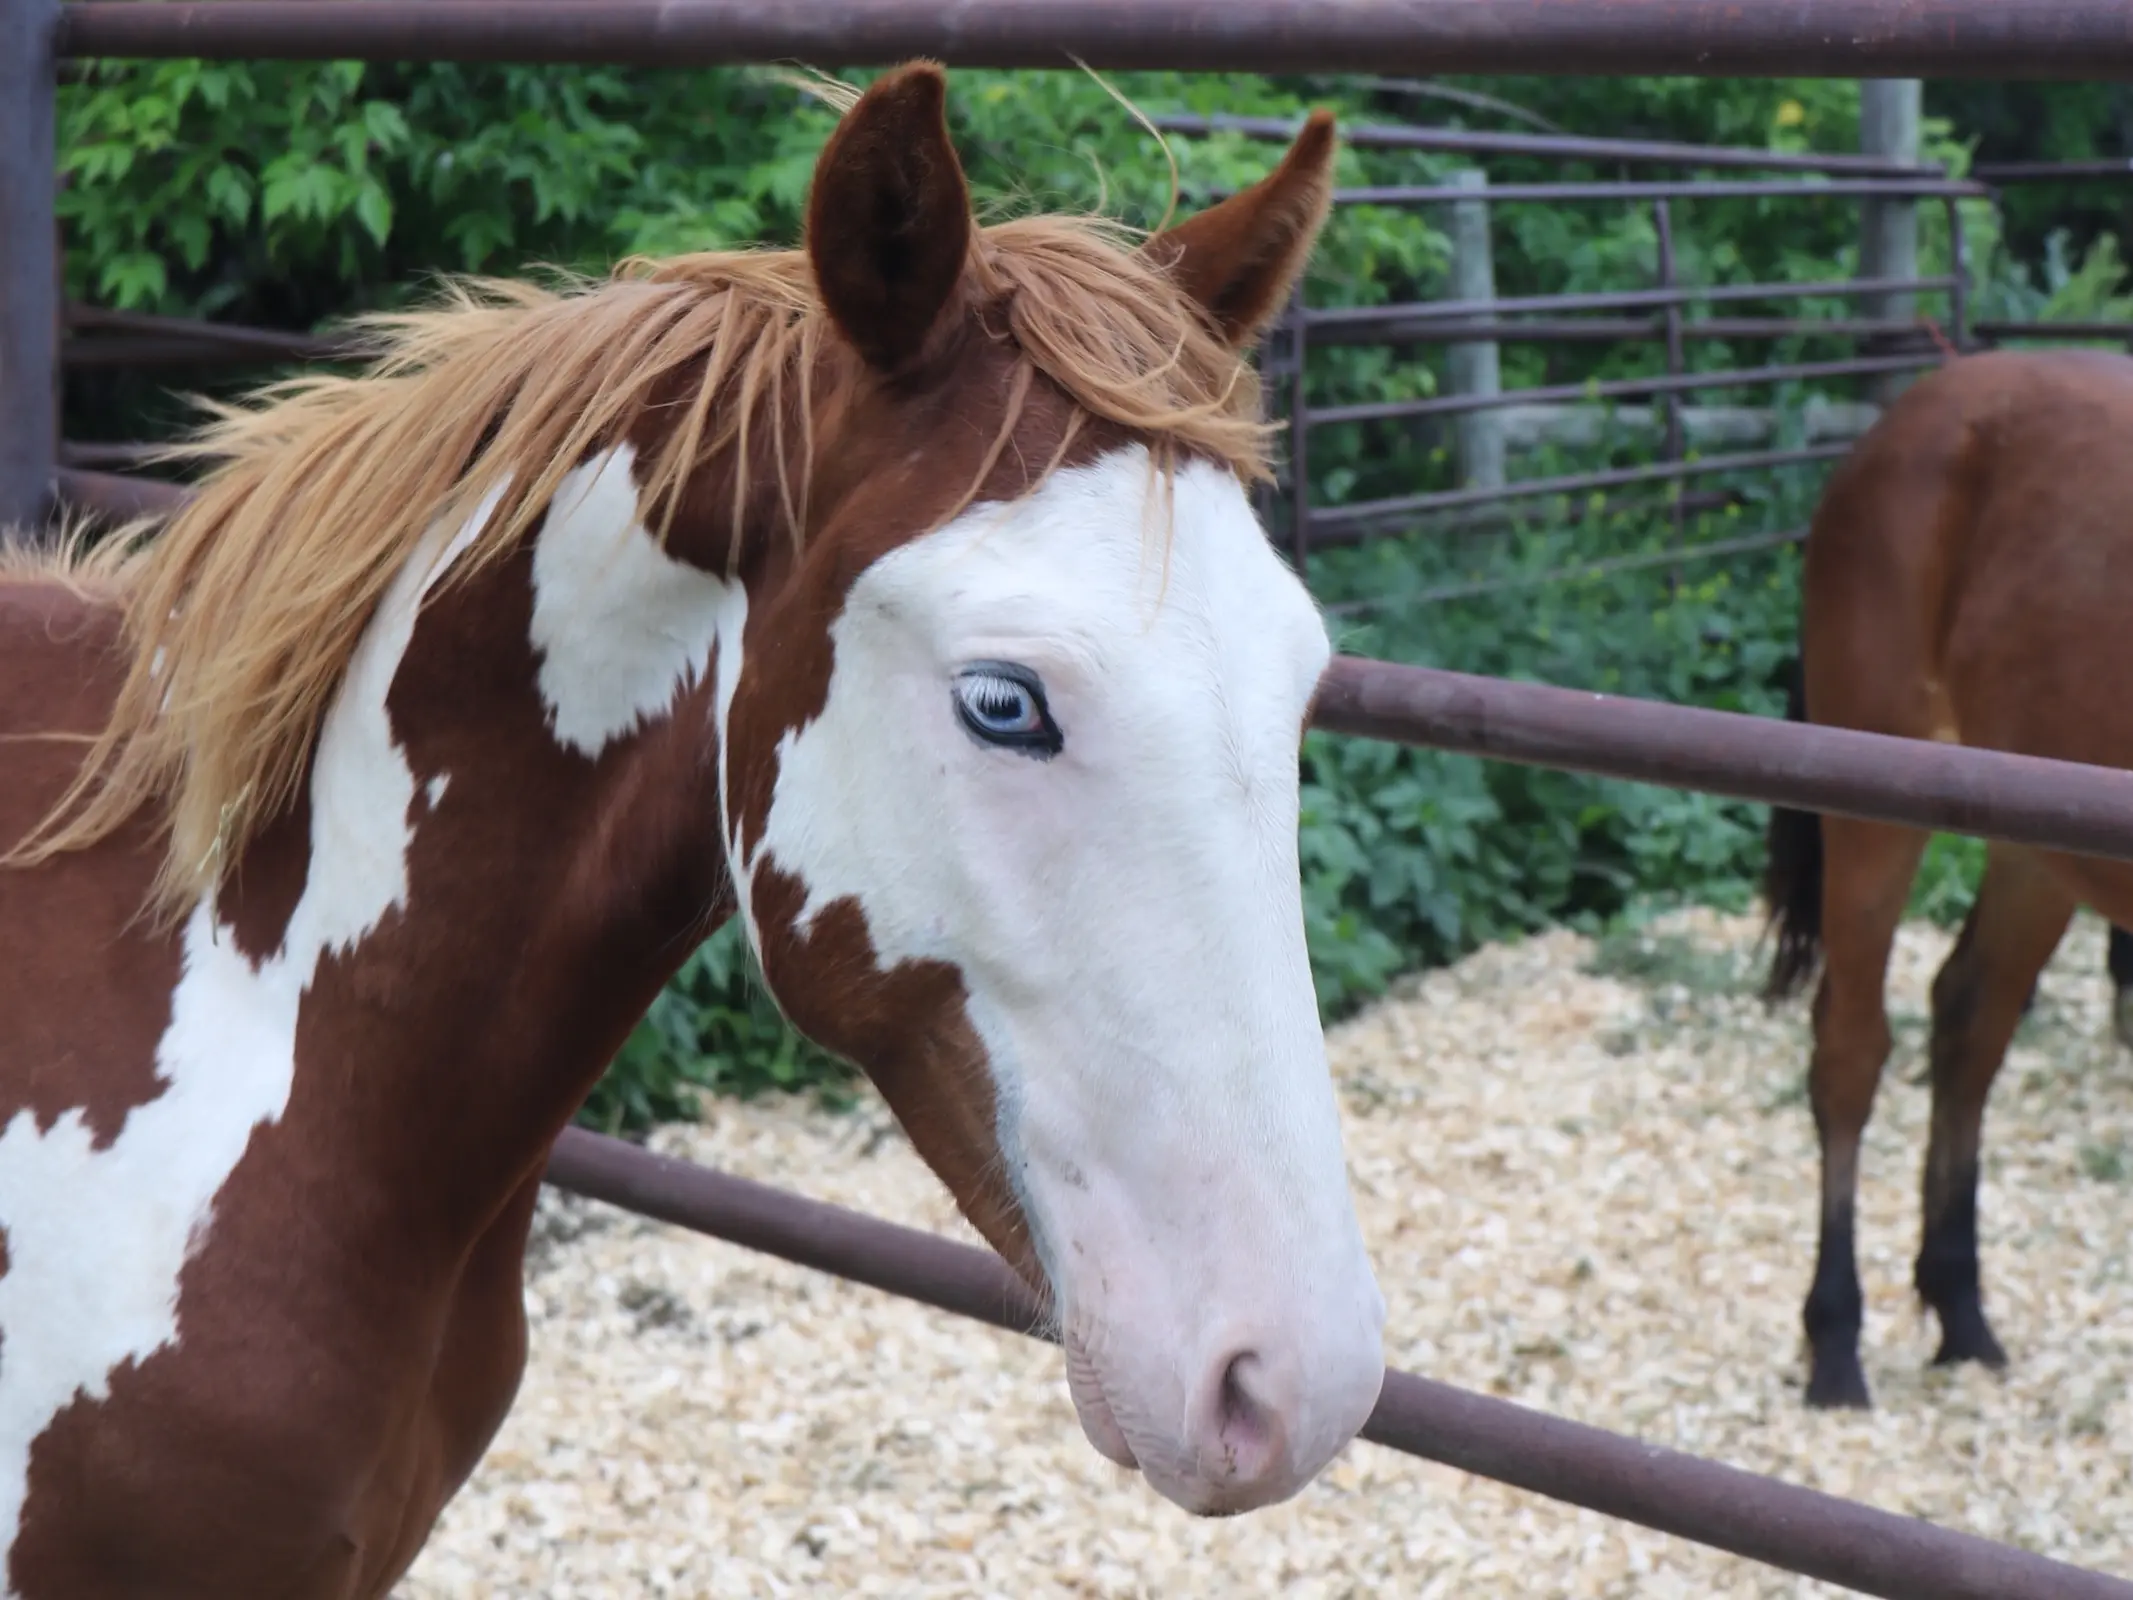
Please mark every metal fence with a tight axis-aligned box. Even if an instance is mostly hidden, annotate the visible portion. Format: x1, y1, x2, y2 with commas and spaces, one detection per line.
12, 4, 2133, 1595
1168, 108, 2133, 604
1162, 113, 2133, 593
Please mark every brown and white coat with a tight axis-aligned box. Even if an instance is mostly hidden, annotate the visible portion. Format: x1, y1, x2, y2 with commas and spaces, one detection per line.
0, 66, 1383, 1597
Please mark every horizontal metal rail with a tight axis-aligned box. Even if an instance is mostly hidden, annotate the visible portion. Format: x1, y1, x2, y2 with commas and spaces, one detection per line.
1290, 486, 1748, 548
1152, 112, 1941, 178
63, 335, 340, 369
1307, 314, 1936, 349
1974, 159, 2133, 182
1312, 443, 1849, 531
49, 0, 2133, 79
52, 465, 184, 521
542, 1126, 2133, 1600
1972, 319, 2133, 343
1310, 656, 2133, 862
1306, 275, 1957, 330
58, 441, 164, 468
1333, 177, 1990, 205
1305, 353, 1935, 430
1323, 525, 1808, 612
62, 305, 366, 368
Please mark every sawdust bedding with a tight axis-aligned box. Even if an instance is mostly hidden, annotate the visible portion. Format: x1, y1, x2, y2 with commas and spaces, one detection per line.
396, 908, 2133, 1598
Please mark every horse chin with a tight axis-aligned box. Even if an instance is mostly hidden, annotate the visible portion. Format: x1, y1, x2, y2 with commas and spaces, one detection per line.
1062, 1324, 1140, 1470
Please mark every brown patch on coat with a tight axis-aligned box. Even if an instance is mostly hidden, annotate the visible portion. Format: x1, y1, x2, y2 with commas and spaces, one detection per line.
0, 585, 177, 1151
751, 862, 1036, 1283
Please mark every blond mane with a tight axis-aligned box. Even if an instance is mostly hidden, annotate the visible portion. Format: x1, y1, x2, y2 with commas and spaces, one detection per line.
4, 214, 1275, 917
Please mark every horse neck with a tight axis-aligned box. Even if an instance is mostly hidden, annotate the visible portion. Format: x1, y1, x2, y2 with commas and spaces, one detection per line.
213, 449, 748, 1242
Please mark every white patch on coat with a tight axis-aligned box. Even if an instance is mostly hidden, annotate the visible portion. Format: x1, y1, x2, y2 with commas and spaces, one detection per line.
0, 498, 484, 1590
742, 447, 1384, 1517
528, 447, 731, 759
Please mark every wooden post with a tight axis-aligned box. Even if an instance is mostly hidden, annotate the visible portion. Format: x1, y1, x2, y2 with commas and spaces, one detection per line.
1446, 169, 1505, 491
1859, 79, 1922, 403
0, 0, 60, 533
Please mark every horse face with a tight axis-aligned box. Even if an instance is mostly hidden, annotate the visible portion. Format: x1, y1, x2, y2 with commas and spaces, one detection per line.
736, 443, 1383, 1514
714, 63, 1382, 1516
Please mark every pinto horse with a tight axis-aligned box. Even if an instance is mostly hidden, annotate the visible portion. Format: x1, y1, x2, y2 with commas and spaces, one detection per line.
0, 67, 1385, 1596
1764, 346, 2133, 1409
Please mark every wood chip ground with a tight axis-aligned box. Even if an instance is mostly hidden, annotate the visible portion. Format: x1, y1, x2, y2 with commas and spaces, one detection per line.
396, 909, 2133, 1597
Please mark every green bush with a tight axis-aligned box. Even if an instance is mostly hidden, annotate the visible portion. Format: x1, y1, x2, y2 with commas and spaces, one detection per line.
577, 924, 853, 1132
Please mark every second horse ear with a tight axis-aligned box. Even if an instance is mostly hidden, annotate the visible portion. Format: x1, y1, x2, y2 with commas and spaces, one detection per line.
805, 61, 974, 375
1143, 111, 1338, 349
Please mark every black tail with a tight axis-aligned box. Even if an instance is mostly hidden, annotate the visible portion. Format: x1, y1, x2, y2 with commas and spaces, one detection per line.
1762, 655, 1825, 1003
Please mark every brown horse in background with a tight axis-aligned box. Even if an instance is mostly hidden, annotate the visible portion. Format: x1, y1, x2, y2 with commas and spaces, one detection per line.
1764, 347, 2133, 1409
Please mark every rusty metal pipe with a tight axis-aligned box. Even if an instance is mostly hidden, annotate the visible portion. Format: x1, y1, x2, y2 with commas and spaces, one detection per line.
1323, 525, 1809, 611
1306, 353, 1938, 430
62, 304, 369, 367
1306, 315, 1939, 349
1974, 159, 2133, 182
1971, 320, 2133, 343
1332, 177, 1989, 205
1153, 112, 1940, 177
1307, 275, 1959, 332
545, 1128, 1048, 1338
1312, 658, 2133, 862
52, 465, 186, 522
1313, 443, 1851, 529
53, 0, 2133, 80
543, 1128, 2132, 1600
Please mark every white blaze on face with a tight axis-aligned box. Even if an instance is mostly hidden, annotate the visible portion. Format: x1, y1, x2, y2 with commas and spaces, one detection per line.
749, 447, 1386, 1516
0, 498, 488, 1592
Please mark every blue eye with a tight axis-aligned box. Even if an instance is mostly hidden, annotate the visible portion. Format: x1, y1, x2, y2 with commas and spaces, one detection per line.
954, 664, 1062, 757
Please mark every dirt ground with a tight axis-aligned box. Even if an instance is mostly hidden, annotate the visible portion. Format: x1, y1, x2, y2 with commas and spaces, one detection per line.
396, 908, 2133, 1598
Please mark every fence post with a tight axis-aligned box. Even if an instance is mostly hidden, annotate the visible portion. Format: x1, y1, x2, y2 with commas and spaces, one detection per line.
1859, 79, 1922, 402
1653, 199, 1687, 587
1446, 169, 1505, 491
0, 0, 59, 535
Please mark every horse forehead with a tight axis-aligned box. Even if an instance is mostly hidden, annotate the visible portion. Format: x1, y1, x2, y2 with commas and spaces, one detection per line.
851, 450, 1325, 673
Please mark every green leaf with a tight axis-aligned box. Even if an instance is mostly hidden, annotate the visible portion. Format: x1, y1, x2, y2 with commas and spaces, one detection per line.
353, 180, 393, 246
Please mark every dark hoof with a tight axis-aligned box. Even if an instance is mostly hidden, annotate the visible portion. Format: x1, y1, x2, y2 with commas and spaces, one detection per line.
1930, 1301, 2009, 1370
1805, 1348, 1873, 1410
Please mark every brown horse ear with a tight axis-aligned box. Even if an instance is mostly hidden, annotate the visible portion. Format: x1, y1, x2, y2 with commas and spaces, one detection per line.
805, 61, 973, 374
1145, 111, 1338, 348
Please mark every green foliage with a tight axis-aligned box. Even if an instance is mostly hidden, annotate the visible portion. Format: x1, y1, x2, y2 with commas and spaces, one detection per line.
1908, 833, 1988, 929
578, 924, 853, 1133
1927, 81, 2133, 286
1297, 484, 1811, 1011
60, 65, 2097, 1128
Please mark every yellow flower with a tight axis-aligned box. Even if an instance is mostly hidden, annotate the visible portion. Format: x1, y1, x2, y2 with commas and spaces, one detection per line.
1775, 100, 1806, 128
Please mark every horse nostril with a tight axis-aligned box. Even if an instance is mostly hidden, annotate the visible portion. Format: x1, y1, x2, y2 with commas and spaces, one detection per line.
1200, 1349, 1290, 1491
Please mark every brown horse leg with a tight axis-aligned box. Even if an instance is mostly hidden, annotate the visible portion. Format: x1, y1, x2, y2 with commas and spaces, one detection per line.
1915, 844, 2072, 1371
1803, 814, 1927, 1409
